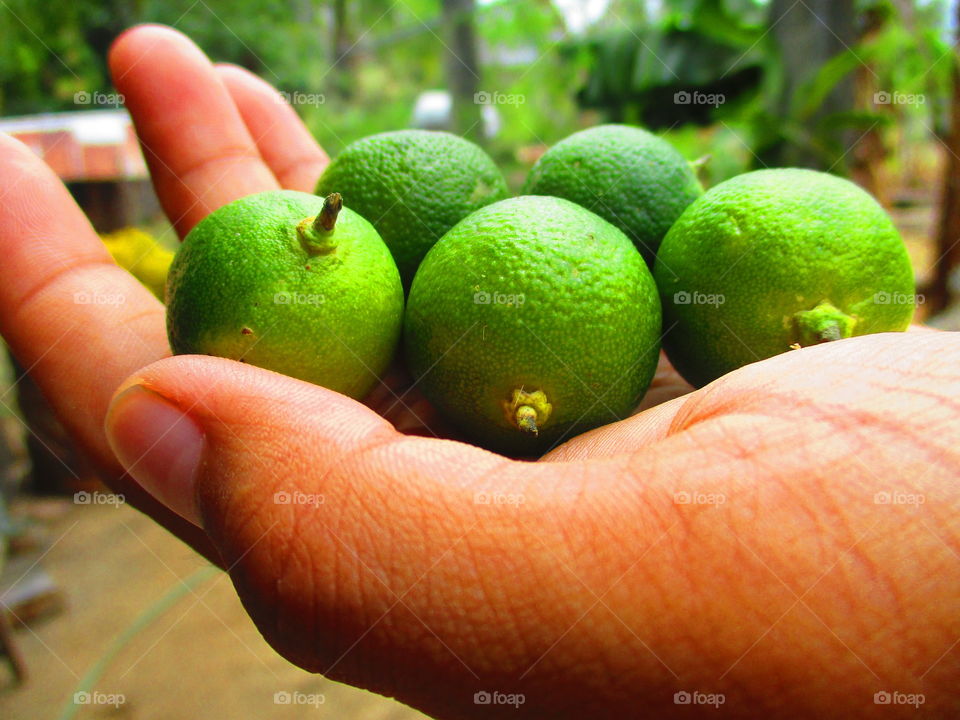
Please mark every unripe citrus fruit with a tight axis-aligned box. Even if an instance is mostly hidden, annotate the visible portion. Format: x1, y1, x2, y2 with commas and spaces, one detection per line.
653, 168, 916, 388
405, 196, 662, 456
522, 123, 703, 262
315, 129, 508, 288
165, 190, 403, 399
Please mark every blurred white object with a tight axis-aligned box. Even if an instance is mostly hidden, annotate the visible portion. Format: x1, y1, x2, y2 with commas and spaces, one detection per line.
412, 90, 500, 138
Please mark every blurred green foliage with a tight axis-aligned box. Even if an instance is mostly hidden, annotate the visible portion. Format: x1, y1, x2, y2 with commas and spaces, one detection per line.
0, 0, 955, 189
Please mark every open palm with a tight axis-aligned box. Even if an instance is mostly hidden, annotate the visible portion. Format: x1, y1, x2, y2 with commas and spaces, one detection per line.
0, 25, 957, 720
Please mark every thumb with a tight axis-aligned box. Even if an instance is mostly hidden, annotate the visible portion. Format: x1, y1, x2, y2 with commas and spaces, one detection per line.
104, 354, 415, 528
104, 344, 960, 719
103, 355, 547, 709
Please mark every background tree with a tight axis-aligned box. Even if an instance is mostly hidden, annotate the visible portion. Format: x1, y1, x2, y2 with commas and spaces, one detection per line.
766, 0, 857, 168
930, 0, 960, 313
441, 0, 482, 142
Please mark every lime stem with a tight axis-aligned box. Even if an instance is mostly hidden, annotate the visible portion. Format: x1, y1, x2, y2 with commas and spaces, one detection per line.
504, 389, 552, 436
297, 193, 342, 255
314, 192, 342, 232
516, 405, 539, 435
690, 154, 712, 172
793, 301, 856, 346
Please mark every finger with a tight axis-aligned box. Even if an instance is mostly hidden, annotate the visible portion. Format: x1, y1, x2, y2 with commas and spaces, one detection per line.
104, 354, 593, 713
105, 355, 509, 527
109, 25, 279, 237
0, 133, 218, 563
216, 63, 329, 192
541, 393, 690, 461
543, 351, 694, 461
634, 350, 695, 411
103, 337, 960, 718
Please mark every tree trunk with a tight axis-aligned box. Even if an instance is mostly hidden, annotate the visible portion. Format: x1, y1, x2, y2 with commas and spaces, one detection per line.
768, 0, 857, 169
849, 5, 887, 201
441, 0, 483, 143
929, 5, 960, 314
330, 0, 353, 100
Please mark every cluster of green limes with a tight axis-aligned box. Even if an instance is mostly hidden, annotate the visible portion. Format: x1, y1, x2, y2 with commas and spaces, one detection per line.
165, 125, 916, 456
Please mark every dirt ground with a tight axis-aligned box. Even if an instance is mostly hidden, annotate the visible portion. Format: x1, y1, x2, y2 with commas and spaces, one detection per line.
0, 499, 430, 720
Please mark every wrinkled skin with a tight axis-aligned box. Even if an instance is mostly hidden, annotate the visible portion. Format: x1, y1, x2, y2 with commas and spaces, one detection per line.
0, 25, 957, 720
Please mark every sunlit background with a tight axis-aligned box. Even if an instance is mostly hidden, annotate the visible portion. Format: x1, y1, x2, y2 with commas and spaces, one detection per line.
4, 1, 960, 297
1, 1, 959, 718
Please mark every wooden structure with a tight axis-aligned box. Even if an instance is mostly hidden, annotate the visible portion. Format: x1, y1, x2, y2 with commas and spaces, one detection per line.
0, 109, 157, 231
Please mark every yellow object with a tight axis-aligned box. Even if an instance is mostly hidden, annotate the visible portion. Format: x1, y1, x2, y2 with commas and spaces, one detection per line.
100, 227, 174, 301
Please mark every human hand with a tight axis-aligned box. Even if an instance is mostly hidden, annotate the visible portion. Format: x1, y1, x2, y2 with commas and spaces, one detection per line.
0, 25, 957, 719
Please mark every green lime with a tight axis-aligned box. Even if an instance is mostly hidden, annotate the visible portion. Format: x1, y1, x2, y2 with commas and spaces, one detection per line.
166, 190, 403, 399
653, 168, 916, 388
405, 195, 662, 456
315, 129, 508, 288
522, 123, 703, 262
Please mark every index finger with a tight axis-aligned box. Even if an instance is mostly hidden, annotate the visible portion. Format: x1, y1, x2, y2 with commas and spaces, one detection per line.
216, 63, 329, 192
0, 133, 219, 563
109, 25, 279, 238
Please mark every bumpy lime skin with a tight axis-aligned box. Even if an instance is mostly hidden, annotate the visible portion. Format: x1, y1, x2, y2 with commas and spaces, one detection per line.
165, 190, 404, 399
653, 168, 917, 388
315, 129, 509, 289
522, 124, 703, 263
405, 195, 663, 456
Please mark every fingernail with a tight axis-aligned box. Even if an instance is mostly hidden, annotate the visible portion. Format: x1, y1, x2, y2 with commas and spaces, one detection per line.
105, 385, 205, 526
